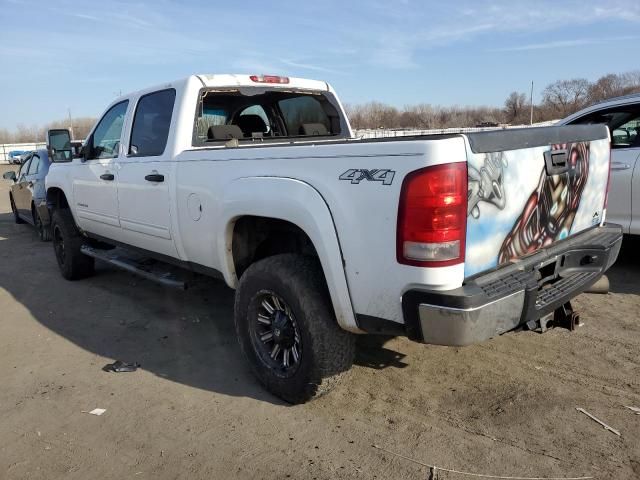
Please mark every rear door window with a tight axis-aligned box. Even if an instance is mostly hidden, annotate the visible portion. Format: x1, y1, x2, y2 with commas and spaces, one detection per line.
129, 89, 176, 157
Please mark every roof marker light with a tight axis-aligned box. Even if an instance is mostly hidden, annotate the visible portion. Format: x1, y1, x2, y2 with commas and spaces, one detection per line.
249, 75, 290, 84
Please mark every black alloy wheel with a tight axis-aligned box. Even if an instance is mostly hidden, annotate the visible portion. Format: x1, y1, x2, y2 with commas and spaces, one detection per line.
249, 291, 302, 376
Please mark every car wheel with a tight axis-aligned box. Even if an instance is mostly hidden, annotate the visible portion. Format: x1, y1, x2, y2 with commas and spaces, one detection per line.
51, 208, 94, 280
34, 208, 51, 242
10, 194, 24, 224
234, 254, 355, 404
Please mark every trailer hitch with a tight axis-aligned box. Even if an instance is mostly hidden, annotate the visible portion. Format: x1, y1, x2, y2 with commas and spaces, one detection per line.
526, 301, 581, 333
553, 301, 581, 331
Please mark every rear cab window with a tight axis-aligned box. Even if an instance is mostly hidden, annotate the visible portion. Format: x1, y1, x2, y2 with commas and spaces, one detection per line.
193, 89, 344, 145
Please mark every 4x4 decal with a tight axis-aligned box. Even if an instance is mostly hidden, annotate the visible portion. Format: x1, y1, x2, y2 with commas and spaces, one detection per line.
339, 169, 395, 185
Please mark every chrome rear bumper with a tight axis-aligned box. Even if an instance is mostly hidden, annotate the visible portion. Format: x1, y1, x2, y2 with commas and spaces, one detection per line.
402, 224, 623, 346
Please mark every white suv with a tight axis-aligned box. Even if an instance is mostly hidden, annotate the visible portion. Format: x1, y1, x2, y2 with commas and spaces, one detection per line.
561, 93, 640, 235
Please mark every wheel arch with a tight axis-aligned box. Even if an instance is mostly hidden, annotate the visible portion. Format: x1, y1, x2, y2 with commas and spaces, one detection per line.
218, 177, 360, 333
46, 186, 70, 210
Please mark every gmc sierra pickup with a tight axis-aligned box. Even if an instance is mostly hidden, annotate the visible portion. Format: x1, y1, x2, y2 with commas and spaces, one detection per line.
45, 74, 622, 403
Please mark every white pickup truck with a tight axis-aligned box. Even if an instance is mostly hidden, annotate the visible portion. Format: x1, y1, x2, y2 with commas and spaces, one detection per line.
45, 74, 622, 403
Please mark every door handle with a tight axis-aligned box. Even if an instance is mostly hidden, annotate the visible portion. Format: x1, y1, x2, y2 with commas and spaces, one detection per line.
27, 181, 34, 187
611, 162, 631, 171
100, 173, 115, 181
145, 173, 164, 182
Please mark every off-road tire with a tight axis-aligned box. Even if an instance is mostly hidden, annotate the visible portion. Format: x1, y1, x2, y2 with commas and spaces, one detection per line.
51, 208, 94, 280
34, 206, 51, 241
234, 254, 355, 404
10, 194, 24, 224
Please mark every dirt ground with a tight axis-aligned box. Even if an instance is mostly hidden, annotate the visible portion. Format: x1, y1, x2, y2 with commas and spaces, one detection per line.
0, 164, 639, 480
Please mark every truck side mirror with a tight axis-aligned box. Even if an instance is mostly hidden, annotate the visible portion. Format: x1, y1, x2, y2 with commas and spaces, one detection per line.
3, 171, 17, 182
47, 129, 73, 162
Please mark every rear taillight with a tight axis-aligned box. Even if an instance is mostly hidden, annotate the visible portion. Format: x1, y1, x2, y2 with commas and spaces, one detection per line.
397, 162, 467, 267
249, 74, 290, 84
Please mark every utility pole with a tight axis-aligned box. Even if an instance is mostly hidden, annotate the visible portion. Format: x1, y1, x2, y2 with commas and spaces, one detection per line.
529, 81, 534, 125
68, 108, 75, 140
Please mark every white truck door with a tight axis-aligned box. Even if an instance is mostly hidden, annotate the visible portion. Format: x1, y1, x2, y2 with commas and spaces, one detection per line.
72, 100, 128, 236
115, 89, 178, 258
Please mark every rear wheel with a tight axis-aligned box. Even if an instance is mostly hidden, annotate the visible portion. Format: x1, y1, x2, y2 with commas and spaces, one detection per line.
51, 209, 94, 280
234, 254, 355, 404
33, 206, 51, 241
10, 194, 24, 224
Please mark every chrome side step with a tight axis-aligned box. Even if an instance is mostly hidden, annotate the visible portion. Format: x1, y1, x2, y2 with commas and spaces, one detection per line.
80, 245, 187, 289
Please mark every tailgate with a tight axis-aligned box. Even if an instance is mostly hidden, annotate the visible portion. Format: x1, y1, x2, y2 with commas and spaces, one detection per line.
464, 125, 610, 278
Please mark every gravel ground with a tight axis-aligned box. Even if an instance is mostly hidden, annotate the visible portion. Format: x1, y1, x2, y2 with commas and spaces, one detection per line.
1, 164, 639, 479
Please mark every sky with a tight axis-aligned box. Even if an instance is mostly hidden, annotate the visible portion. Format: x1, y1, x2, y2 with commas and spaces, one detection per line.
1, 0, 639, 129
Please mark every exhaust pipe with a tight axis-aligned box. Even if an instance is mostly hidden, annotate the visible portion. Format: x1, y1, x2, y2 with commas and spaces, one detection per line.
585, 275, 609, 294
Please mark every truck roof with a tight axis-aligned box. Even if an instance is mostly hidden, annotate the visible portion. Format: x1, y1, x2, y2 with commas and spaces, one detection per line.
196, 74, 330, 92
113, 74, 331, 105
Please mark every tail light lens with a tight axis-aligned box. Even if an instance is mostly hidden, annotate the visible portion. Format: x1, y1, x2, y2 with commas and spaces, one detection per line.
249, 75, 290, 84
397, 162, 467, 267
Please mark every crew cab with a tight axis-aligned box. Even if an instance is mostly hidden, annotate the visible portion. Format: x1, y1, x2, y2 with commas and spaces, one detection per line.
45, 74, 622, 403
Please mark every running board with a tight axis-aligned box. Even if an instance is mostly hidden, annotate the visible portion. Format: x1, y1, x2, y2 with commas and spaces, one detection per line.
80, 245, 187, 289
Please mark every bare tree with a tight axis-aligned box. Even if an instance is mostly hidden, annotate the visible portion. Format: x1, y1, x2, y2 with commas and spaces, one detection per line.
348, 72, 639, 130
0, 129, 12, 144
13, 124, 41, 143
542, 78, 590, 117
588, 74, 626, 103
588, 71, 640, 104
45, 117, 96, 140
504, 92, 528, 124
3, 70, 640, 142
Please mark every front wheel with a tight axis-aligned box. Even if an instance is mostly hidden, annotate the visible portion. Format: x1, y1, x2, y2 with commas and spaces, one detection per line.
234, 254, 355, 404
51, 209, 94, 280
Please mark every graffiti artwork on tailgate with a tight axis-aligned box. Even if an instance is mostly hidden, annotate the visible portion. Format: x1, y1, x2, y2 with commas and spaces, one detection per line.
465, 138, 610, 277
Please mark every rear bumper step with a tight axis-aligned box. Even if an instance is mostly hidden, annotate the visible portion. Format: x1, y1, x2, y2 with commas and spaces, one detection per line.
402, 224, 623, 346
